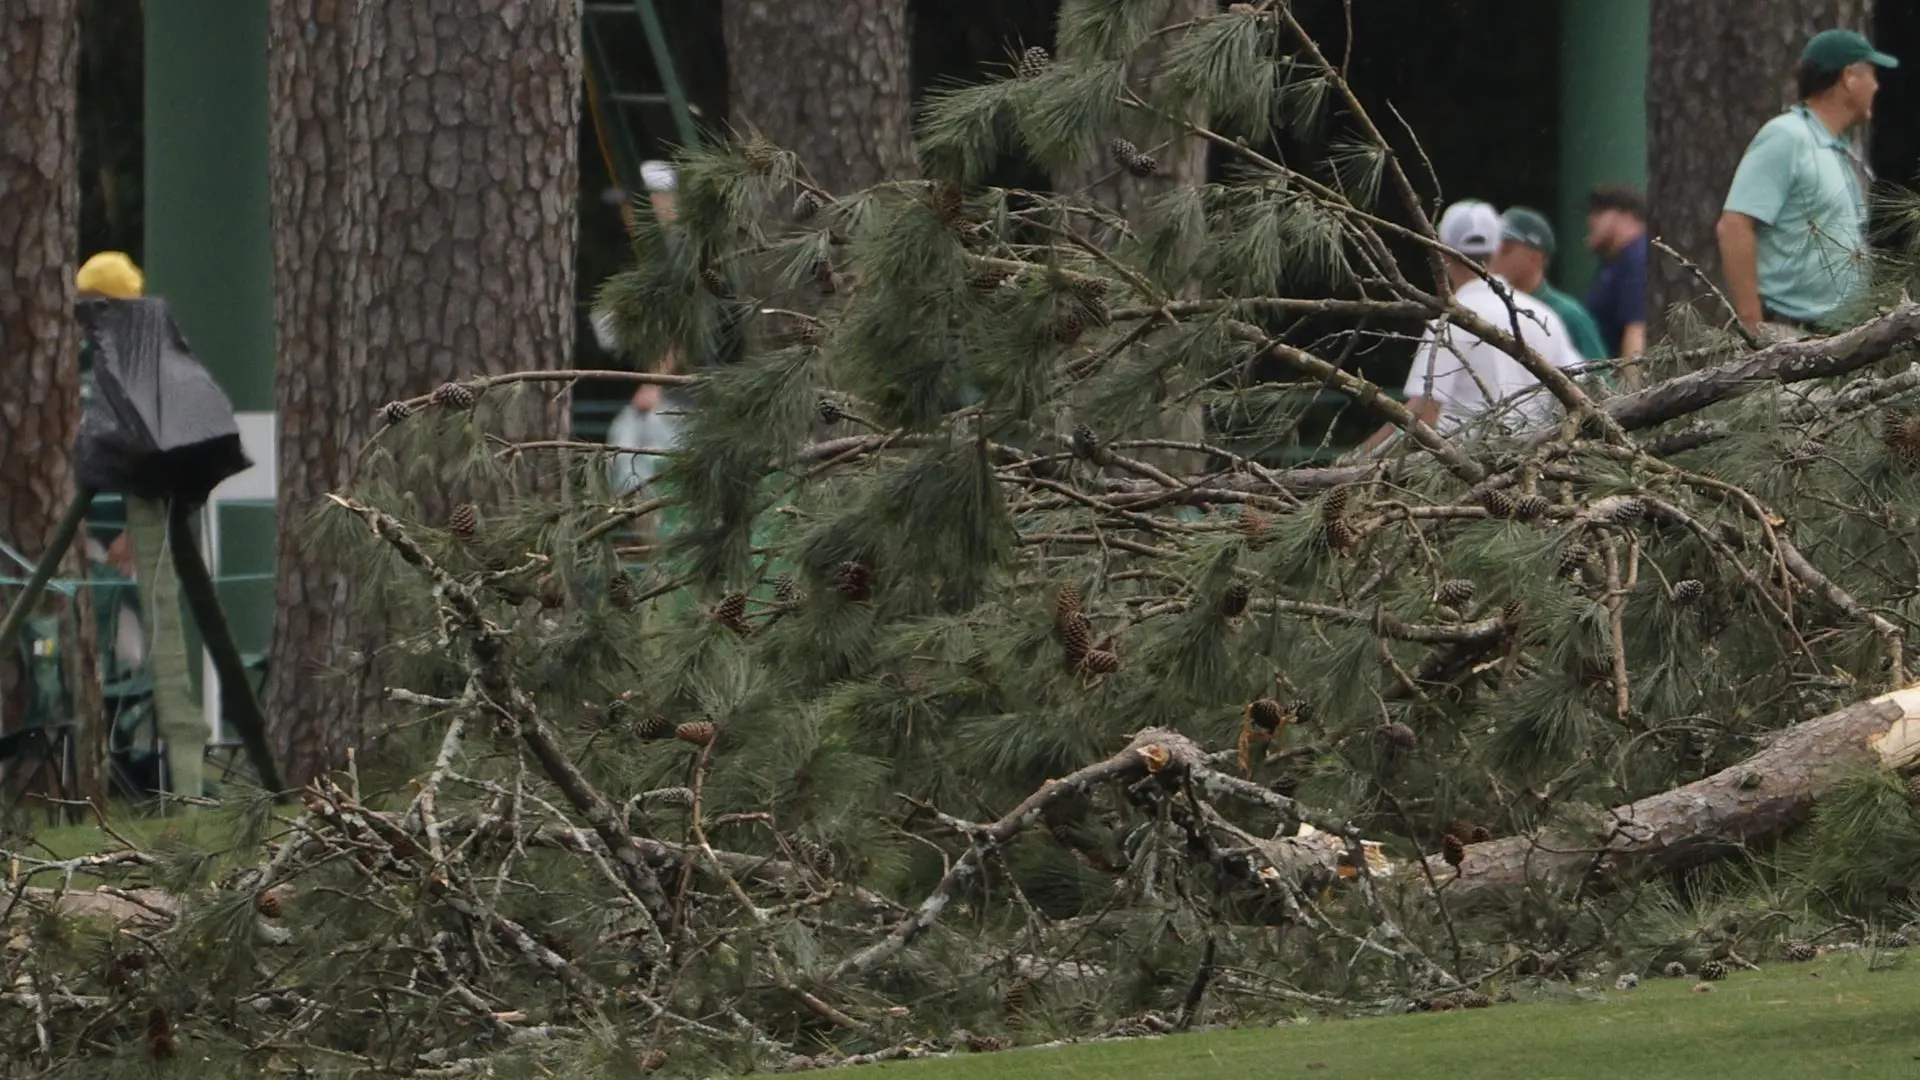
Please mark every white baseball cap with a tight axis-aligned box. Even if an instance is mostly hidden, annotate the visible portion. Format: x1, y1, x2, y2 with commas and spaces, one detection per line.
1436, 200, 1501, 258
640, 160, 677, 193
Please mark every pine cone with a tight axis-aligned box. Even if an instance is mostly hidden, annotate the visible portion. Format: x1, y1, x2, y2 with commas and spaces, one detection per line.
700, 266, 728, 295
1078, 648, 1120, 675
794, 836, 836, 875
1454, 990, 1491, 1009
1782, 940, 1817, 962
834, 560, 873, 601
1249, 697, 1286, 732
256, 890, 282, 919
448, 503, 479, 541
675, 720, 717, 748
742, 138, 778, 172
792, 190, 825, 221
1788, 438, 1825, 467
1437, 579, 1476, 607
609, 571, 636, 611
1480, 489, 1517, 519
1322, 519, 1359, 553
1017, 44, 1051, 79
640, 1048, 670, 1072
1054, 307, 1085, 345
603, 697, 631, 727
1381, 721, 1418, 748
1125, 151, 1158, 177
381, 400, 413, 425
147, 1006, 176, 1060
815, 397, 844, 426
1882, 411, 1920, 462
643, 786, 696, 808
1500, 598, 1525, 625
1672, 578, 1706, 605
1697, 959, 1727, 981
1055, 582, 1083, 622
431, 382, 476, 410
1220, 581, 1251, 617
1514, 493, 1551, 521
1469, 824, 1493, 843
1286, 698, 1315, 724
1108, 137, 1141, 170
1557, 543, 1591, 577
1891, 931, 1912, 949
1059, 612, 1094, 660
1002, 977, 1032, 1023
636, 714, 675, 740
1663, 960, 1689, 978
714, 591, 752, 635
1071, 422, 1100, 460
968, 270, 1010, 294
774, 573, 801, 605
1241, 505, 1270, 538
1441, 833, 1466, 867
1608, 497, 1647, 525
1322, 486, 1351, 522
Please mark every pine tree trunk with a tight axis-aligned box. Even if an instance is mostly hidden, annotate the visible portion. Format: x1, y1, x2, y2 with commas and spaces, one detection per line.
1054, 0, 1213, 477
1429, 683, 1920, 902
0, 0, 107, 814
1646, 0, 1871, 332
266, 0, 580, 787
721, 0, 915, 192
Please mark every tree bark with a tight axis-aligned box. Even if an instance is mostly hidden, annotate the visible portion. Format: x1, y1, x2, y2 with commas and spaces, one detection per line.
1646, 0, 1870, 332
266, 0, 580, 787
1427, 683, 1920, 902
1054, 0, 1213, 477
0, 0, 107, 813
721, 0, 915, 193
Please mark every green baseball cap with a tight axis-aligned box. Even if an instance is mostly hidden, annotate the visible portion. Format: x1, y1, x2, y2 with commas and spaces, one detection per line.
1801, 29, 1898, 73
1499, 207, 1555, 257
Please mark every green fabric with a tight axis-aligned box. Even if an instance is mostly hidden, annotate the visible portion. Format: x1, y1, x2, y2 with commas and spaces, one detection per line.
1800, 29, 1898, 72
125, 497, 206, 806
1722, 106, 1870, 325
1500, 206, 1557, 257
1533, 281, 1611, 362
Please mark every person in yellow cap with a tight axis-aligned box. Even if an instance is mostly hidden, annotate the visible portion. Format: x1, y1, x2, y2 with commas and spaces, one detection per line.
72, 250, 208, 806
76, 251, 144, 300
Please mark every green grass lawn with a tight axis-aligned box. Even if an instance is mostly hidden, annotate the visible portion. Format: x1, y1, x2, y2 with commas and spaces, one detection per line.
861, 955, 1920, 1080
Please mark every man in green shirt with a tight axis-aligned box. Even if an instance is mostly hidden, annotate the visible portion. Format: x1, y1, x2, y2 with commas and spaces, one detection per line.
1492, 207, 1610, 364
1716, 29, 1897, 338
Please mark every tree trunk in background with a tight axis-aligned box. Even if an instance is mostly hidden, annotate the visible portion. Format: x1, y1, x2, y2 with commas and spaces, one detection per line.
1646, 0, 1870, 333
722, 0, 916, 192
0, 0, 106, 815
267, 0, 580, 787
1055, 0, 1213, 476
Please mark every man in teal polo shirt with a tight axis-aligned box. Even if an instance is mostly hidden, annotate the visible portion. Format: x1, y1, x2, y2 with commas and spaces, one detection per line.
1717, 28, 1897, 339
1493, 207, 1610, 364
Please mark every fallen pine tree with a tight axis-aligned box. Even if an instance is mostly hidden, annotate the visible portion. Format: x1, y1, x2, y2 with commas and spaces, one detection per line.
17, 2, 1920, 1074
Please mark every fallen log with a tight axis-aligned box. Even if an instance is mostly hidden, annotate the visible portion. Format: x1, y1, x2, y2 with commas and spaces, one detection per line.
1427, 683, 1920, 900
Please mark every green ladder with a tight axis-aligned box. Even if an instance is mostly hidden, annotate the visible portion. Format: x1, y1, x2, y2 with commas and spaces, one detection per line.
583, 1, 700, 206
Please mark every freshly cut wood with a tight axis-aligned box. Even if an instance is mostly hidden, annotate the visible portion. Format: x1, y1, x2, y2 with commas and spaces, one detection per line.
1426, 684, 1920, 901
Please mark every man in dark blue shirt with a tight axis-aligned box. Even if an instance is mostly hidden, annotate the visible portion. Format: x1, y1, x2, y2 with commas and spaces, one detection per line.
1583, 185, 1650, 386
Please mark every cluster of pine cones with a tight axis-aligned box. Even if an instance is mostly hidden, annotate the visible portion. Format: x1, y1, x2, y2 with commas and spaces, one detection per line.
1054, 583, 1118, 675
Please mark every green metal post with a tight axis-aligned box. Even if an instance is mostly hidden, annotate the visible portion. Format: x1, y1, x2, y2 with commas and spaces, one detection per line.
632, 0, 700, 149
1556, 0, 1649, 296
145, 1, 277, 792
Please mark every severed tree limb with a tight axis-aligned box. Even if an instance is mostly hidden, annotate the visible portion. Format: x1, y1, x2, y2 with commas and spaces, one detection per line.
326, 495, 673, 950
1427, 682, 1920, 900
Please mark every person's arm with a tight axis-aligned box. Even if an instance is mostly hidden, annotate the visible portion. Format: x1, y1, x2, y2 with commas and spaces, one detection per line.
1716, 212, 1765, 330
1356, 396, 1441, 458
1719, 124, 1794, 332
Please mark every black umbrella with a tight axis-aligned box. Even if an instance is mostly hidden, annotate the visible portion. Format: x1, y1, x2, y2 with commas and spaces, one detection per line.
73, 297, 253, 507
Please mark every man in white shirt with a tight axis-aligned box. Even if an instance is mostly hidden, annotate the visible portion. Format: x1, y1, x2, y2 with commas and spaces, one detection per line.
1356, 200, 1586, 456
